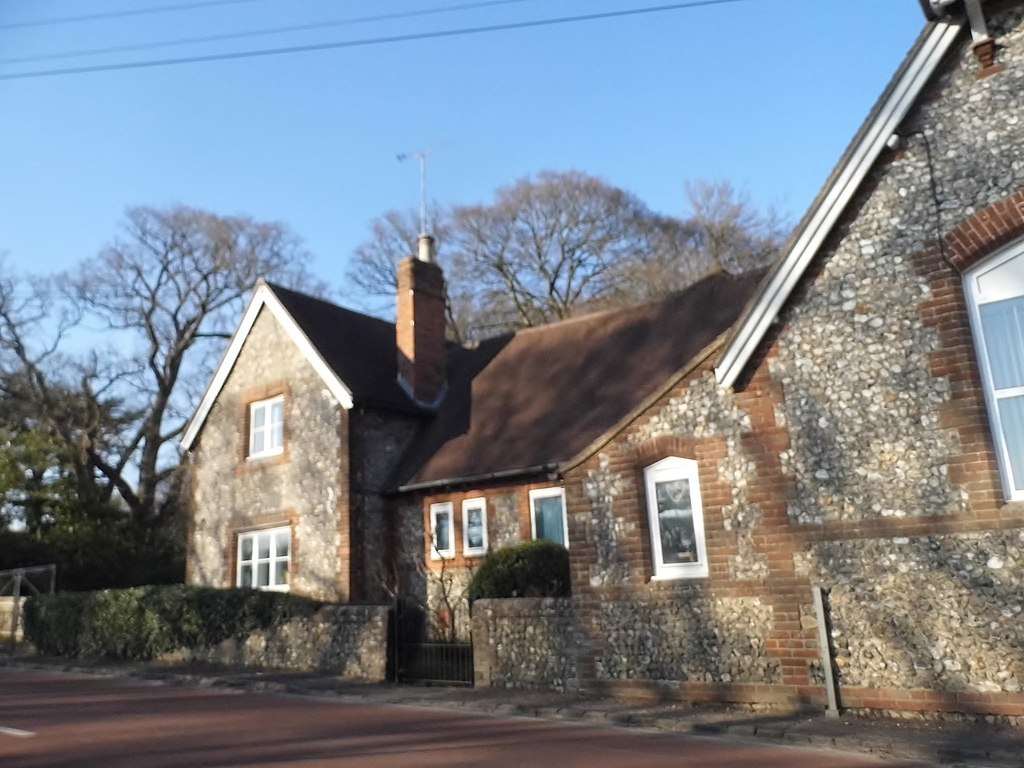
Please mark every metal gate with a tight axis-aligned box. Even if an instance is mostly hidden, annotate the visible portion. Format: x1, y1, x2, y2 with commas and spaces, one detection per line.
1, 564, 57, 652
390, 599, 473, 686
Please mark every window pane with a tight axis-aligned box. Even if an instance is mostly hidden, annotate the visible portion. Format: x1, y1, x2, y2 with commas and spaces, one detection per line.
275, 530, 290, 557
258, 534, 271, 559
998, 395, 1024, 492
252, 406, 266, 428
274, 561, 289, 586
465, 507, 484, 550
435, 512, 451, 551
240, 536, 253, 562
271, 400, 284, 424
252, 431, 265, 455
980, 297, 1024, 390
257, 562, 270, 586
654, 478, 697, 564
534, 496, 565, 546
240, 564, 253, 588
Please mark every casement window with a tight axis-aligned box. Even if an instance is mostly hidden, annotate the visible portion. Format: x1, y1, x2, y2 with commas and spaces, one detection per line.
965, 239, 1024, 500
644, 457, 708, 579
430, 502, 455, 559
237, 526, 291, 591
249, 395, 284, 458
529, 487, 568, 548
462, 497, 488, 557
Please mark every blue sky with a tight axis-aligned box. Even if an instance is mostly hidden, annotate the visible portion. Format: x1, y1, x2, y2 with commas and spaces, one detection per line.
1, 0, 927, 307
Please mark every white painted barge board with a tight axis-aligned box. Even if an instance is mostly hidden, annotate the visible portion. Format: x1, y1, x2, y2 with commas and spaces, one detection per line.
0, 725, 35, 737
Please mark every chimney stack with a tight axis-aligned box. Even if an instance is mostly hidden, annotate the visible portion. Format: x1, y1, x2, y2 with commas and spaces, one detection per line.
396, 234, 446, 406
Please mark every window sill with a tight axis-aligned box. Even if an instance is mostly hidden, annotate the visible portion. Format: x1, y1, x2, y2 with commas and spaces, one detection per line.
247, 449, 285, 461
648, 570, 708, 582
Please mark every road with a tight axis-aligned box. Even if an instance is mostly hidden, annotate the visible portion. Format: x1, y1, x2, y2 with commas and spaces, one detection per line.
0, 668, 931, 768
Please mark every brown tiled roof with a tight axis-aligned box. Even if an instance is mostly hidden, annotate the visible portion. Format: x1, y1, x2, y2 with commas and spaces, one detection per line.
266, 282, 430, 414
392, 270, 764, 490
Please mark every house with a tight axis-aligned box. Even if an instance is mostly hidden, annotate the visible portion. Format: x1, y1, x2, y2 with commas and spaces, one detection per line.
181, 232, 760, 613
185, 0, 1024, 717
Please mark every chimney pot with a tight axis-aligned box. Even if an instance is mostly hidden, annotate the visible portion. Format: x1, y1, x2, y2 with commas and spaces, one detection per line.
417, 234, 436, 263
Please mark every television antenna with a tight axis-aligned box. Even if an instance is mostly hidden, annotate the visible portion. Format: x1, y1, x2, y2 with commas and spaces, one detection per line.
396, 144, 445, 236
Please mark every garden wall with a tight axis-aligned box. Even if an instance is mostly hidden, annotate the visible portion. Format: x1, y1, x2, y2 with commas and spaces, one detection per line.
176, 604, 389, 681
471, 597, 578, 691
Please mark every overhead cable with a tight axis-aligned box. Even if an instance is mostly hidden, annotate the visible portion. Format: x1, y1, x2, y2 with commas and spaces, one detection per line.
0, 0, 533, 66
0, 0, 752, 81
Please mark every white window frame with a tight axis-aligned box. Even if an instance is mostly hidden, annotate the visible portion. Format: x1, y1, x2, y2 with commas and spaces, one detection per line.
644, 457, 708, 580
237, 526, 291, 591
462, 497, 488, 557
248, 395, 285, 459
430, 502, 455, 559
529, 487, 568, 548
964, 238, 1024, 501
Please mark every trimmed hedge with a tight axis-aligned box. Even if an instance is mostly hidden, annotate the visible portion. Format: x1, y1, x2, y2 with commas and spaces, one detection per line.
467, 540, 570, 602
22, 585, 323, 661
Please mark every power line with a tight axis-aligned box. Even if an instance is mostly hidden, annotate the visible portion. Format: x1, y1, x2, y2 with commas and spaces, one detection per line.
0, 0, 753, 81
0, 0, 533, 66
0, 0, 267, 31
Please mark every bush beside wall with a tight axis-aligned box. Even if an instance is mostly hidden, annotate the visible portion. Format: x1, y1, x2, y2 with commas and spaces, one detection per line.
467, 540, 570, 602
23, 585, 323, 661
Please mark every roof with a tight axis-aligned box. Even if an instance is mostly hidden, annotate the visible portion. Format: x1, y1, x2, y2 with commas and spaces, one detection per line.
266, 282, 429, 414
394, 270, 764, 491
714, 16, 965, 388
180, 281, 425, 451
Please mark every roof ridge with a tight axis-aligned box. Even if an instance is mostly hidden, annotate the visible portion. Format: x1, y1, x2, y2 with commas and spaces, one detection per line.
514, 269, 737, 337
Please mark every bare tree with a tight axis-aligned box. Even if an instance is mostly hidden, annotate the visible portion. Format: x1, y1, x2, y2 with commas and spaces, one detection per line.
0, 206, 323, 525
449, 170, 654, 331
685, 180, 787, 274
345, 173, 785, 342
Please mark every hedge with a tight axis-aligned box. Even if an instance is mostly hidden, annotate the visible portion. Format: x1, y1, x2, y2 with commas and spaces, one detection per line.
22, 585, 323, 661
467, 540, 570, 602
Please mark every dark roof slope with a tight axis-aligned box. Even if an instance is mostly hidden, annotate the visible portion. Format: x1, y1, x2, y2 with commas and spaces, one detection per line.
266, 282, 428, 414
394, 270, 763, 489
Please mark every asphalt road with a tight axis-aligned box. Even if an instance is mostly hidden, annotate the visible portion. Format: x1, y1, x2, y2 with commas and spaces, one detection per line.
0, 669, 932, 768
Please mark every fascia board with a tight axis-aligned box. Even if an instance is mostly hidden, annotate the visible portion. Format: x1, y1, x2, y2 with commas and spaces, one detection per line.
715, 20, 963, 390
180, 283, 353, 451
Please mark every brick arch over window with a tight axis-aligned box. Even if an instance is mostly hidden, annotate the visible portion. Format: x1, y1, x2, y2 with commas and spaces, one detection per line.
945, 189, 1024, 273
632, 435, 699, 467
922, 188, 1024, 505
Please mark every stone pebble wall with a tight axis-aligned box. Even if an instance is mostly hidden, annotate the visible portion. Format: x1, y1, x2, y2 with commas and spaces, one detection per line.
349, 409, 423, 603
773, 3, 1024, 526
189, 308, 345, 601
179, 605, 389, 681
471, 597, 578, 690
627, 375, 768, 582
796, 529, 1024, 693
593, 594, 779, 685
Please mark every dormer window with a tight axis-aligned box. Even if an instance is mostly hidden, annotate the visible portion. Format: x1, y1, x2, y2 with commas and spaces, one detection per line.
249, 395, 284, 458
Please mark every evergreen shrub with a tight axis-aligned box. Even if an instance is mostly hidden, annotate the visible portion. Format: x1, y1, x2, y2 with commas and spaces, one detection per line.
467, 540, 570, 602
22, 585, 322, 661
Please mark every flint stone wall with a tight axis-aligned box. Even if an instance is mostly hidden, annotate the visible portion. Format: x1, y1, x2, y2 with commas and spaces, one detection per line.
626, 376, 769, 582
189, 307, 345, 600
472, 597, 578, 690
593, 593, 779, 684
349, 409, 423, 603
178, 604, 389, 681
797, 529, 1024, 693
773, 3, 1024, 526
